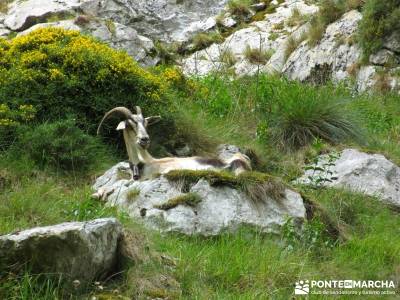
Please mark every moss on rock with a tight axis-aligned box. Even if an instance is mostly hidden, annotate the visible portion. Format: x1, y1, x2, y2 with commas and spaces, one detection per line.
154, 193, 202, 210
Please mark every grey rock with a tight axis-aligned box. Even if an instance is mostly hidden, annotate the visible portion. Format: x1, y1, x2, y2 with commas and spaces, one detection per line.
93, 163, 306, 236
81, 0, 228, 43
18, 19, 157, 66
283, 10, 362, 84
4, 0, 82, 31
296, 149, 400, 207
250, 3, 267, 12
369, 49, 396, 66
384, 32, 400, 54
182, 0, 318, 77
0, 218, 122, 283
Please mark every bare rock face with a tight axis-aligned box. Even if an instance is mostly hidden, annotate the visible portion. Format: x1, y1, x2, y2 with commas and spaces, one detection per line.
4, 0, 82, 31
182, 0, 318, 77
0, 218, 122, 283
296, 149, 400, 207
92, 163, 306, 236
283, 10, 362, 85
2, 0, 228, 65
18, 19, 157, 66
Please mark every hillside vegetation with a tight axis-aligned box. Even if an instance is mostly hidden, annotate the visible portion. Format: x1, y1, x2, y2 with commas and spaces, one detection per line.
1, 24, 400, 299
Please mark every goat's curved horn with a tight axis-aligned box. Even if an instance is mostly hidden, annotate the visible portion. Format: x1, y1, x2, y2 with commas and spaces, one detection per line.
136, 106, 142, 115
97, 106, 133, 135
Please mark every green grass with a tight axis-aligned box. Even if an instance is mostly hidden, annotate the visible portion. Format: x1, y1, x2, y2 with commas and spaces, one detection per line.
358, 0, 400, 61
2, 50, 400, 298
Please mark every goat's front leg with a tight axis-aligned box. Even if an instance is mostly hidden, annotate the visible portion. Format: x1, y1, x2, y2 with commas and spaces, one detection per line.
129, 161, 140, 180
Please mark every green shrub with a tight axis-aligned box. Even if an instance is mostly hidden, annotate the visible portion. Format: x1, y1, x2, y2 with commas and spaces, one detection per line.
0, 28, 169, 135
16, 119, 108, 172
358, 0, 400, 60
0, 104, 36, 150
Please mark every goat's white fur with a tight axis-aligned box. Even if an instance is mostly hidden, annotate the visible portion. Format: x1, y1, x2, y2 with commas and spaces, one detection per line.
99, 106, 251, 181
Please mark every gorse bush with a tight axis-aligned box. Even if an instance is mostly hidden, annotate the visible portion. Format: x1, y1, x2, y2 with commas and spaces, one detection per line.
358, 0, 400, 60
0, 28, 169, 134
16, 119, 107, 172
0, 104, 36, 150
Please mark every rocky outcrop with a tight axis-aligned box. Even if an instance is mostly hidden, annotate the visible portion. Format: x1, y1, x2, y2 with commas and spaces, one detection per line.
182, 0, 318, 77
283, 10, 362, 85
18, 19, 157, 66
0, 218, 122, 283
296, 149, 400, 207
92, 163, 306, 236
1, 0, 228, 65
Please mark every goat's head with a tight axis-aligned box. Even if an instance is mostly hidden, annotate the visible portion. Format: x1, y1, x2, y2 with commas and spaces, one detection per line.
97, 106, 161, 149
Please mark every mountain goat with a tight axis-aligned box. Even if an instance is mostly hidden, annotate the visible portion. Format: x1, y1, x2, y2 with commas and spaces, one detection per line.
97, 106, 251, 180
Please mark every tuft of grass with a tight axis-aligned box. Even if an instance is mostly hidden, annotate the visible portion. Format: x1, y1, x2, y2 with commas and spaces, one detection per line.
306, 0, 348, 47
219, 48, 237, 66
268, 32, 279, 41
266, 81, 362, 150
126, 188, 140, 202
154, 193, 202, 210
243, 45, 274, 64
154, 41, 179, 64
0, 0, 13, 13
105, 19, 116, 36
284, 33, 306, 60
358, 0, 400, 61
192, 32, 224, 51
227, 0, 252, 20
286, 8, 310, 27
165, 170, 286, 204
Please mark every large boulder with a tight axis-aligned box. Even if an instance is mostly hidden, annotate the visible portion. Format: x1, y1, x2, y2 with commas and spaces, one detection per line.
93, 163, 306, 236
0, 218, 122, 283
296, 149, 400, 207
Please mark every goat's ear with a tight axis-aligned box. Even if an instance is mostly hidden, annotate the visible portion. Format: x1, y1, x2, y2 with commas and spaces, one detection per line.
145, 116, 161, 126
116, 121, 126, 131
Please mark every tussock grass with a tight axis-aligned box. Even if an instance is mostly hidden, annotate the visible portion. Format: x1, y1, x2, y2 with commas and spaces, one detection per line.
227, 0, 252, 20
192, 32, 224, 51
243, 45, 274, 64
219, 48, 237, 66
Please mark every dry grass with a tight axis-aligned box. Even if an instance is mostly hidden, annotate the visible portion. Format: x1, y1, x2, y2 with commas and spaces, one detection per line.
220, 49, 237, 66
243, 46, 274, 65
0, 0, 13, 14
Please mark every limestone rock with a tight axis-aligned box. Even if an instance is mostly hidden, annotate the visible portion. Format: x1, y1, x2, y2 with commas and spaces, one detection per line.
181, 0, 318, 77
4, 0, 82, 31
0, 218, 122, 283
93, 162, 306, 236
369, 49, 397, 66
296, 149, 400, 207
18, 19, 157, 66
283, 10, 362, 84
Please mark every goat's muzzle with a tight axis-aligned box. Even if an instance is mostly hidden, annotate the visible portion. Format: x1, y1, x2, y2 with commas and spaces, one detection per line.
138, 137, 150, 148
